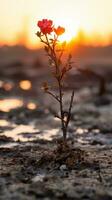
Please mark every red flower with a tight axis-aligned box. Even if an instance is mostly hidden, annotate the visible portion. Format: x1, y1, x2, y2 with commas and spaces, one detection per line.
54, 26, 65, 36
37, 19, 53, 34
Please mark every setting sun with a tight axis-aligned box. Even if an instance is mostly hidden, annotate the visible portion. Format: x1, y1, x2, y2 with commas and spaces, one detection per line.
0, 0, 112, 48
56, 22, 78, 43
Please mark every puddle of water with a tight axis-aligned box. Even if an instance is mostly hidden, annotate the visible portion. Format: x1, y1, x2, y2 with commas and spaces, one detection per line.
0, 98, 38, 112
76, 128, 88, 135
77, 132, 112, 145
0, 99, 23, 112
2, 124, 39, 142
37, 129, 60, 141
27, 102, 37, 110
77, 138, 88, 144
0, 117, 112, 147
92, 129, 100, 133
0, 142, 18, 148
3, 82, 13, 91
0, 119, 10, 127
72, 127, 112, 146
0, 120, 59, 143
0, 115, 112, 147
0, 81, 14, 91
1, 120, 112, 146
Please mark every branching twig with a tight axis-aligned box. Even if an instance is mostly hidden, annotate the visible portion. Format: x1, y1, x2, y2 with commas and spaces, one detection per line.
65, 90, 75, 129
46, 91, 60, 102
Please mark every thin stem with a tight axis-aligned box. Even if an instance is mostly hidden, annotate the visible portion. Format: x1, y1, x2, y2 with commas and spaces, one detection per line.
49, 38, 67, 141
45, 34, 59, 75
39, 33, 74, 144
65, 90, 75, 129
58, 79, 67, 141
58, 45, 65, 65
46, 91, 60, 102
47, 35, 67, 142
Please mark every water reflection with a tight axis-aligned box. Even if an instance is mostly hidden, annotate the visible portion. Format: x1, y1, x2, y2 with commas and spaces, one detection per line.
37, 129, 59, 141
3, 82, 13, 91
77, 131, 112, 146
2, 124, 38, 142
0, 119, 9, 127
77, 138, 88, 144
0, 80, 3, 87
19, 80, 32, 90
27, 102, 37, 110
0, 121, 112, 147
0, 99, 23, 112
0, 81, 13, 91
0, 120, 59, 143
76, 128, 88, 134
0, 143, 18, 148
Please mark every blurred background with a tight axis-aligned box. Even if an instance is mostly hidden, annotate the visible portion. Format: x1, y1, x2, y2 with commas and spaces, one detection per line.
0, 0, 112, 112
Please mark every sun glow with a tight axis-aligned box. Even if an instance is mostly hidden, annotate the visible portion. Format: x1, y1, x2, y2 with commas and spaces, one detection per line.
0, 0, 112, 48
52, 18, 81, 43
31, 19, 81, 47
59, 28, 78, 43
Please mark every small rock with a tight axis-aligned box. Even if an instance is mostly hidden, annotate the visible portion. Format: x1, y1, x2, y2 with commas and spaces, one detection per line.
60, 164, 67, 171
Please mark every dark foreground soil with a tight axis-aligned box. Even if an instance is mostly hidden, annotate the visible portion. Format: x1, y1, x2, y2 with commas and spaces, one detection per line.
0, 84, 112, 200
0, 142, 112, 200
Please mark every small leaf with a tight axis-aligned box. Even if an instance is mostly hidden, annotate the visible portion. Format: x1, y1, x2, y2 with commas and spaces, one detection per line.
36, 31, 41, 37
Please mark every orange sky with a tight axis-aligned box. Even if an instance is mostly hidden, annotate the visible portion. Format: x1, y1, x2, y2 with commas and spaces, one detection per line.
0, 0, 112, 48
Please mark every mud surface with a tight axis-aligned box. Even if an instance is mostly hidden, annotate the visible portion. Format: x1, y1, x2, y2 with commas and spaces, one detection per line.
0, 85, 112, 200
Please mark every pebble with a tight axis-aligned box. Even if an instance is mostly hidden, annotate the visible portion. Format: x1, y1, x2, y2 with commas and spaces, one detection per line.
60, 164, 67, 171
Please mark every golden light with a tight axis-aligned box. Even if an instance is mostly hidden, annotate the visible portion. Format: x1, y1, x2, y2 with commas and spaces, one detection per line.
0, 120, 9, 127
27, 102, 37, 110
0, 81, 3, 87
0, 0, 112, 47
3, 83, 13, 91
59, 27, 78, 43
19, 80, 32, 90
0, 99, 23, 112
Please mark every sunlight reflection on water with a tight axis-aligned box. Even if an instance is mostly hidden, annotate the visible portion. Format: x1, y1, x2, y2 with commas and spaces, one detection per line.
0, 98, 38, 112
0, 143, 19, 148
2, 124, 39, 142
0, 120, 112, 148
0, 121, 59, 143
0, 81, 13, 91
37, 129, 59, 141
19, 80, 32, 90
3, 82, 13, 91
0, 119, 10, 127
0, 99, 23, 112
76, 128, 88, 134
27, 102, 37, 110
